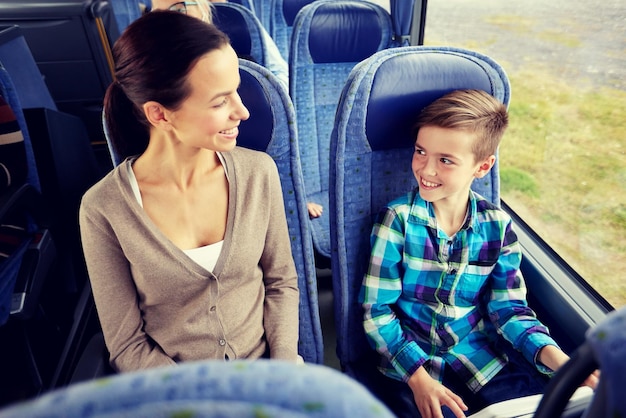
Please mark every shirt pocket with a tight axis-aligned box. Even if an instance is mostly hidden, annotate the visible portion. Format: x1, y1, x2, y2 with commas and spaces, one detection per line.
454, 260, 497, 305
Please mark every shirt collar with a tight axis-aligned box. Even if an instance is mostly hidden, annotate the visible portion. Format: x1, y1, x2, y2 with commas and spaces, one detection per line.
408, 187, 481, 233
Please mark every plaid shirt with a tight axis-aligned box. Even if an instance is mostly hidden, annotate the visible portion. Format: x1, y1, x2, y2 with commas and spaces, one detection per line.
360, 188, 557, 393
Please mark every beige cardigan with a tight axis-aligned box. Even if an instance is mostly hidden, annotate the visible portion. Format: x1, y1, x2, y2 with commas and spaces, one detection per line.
79, 147, 299, 372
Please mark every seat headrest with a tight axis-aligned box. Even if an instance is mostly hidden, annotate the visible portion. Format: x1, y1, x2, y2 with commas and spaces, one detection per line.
237, 62, 273, 152
308, 3, 389, 63
283, 0, 315, 26
213, 4, 253, 60
365, 48, 510, 151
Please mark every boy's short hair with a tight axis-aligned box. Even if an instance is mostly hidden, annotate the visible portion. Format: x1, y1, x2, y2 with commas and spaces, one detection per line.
414, 89, 508, 161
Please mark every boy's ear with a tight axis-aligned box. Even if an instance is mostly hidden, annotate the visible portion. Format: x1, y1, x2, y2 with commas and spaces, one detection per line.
143, 101, 171, 129
474, 155, 496, 179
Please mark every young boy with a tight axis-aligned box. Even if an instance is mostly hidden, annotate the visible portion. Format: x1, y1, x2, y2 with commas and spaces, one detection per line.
360, 89, 597, 418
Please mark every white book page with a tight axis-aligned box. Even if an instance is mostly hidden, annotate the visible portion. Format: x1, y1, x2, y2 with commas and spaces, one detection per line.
467, 386, 594, 418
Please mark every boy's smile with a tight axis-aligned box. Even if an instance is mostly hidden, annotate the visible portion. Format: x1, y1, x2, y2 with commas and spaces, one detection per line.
412, 125, 494, 222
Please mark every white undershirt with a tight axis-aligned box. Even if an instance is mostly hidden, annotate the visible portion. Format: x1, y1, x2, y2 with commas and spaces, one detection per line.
127, 155, 227, 272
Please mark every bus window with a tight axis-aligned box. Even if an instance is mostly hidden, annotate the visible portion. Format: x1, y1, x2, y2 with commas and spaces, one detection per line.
424, 1, 626, 308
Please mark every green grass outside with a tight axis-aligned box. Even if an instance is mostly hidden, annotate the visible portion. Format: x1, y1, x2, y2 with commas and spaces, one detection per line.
425, 34, 626, 308
502, 71, 626, 308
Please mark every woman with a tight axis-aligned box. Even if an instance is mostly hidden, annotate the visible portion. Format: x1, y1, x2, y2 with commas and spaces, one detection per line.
79, 11, 300, 372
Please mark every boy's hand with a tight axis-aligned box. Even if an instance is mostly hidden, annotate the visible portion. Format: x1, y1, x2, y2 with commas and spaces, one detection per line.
307, 202, 323, 218
538, 345, 599, 390
408, 367, 468, 418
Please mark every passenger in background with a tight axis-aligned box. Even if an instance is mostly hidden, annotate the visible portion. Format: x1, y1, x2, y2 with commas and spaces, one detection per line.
79, 11, 300, 373
151, 0, 289, 88
360, 90, 598, 418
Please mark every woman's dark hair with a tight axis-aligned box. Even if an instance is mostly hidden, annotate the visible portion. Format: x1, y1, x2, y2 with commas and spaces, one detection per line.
104, 11, 230, 160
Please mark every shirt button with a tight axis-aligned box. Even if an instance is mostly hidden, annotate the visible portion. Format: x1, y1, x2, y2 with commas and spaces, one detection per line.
449, 269, 457, 275
210, 306, 216, 312
219, 339, 226, 346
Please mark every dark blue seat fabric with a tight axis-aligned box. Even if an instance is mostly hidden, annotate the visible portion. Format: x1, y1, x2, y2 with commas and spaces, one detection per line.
269, 0, 316, 60
0, 27, 102, 404
329, 46, 510, 396
0, 26, 56, 112
213, 2, 268, 67
229, 0, 256, 14
290, 0, 393, 259
108, 0, 143, 33
0, 67, 40, 193
0, 65, 42, 326
103, 59, 323, 364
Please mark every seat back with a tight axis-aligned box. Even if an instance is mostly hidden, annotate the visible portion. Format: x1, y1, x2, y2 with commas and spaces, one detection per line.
242, 0, 270, 31
269, 0, 316, 60
329, 46, 510, 386
0, 26, 56, 112
0, 0, 119, 144
290, 0, 393, 259
0, 67, 40, 193
0, 30, 102, 405
103, 59, 324, 364
213, 2, 268, 67
230, 59, 323, 363
0, 65, 41, 326
0, 360, 395, 418
229, 0, 256, 14
108, 0, 143, 33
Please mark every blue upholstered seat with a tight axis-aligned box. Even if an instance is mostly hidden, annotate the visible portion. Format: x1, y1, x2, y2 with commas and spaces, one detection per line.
229, 0, 256, 15
241, 0, 270, 31
214, 2, 289, 88
269, 0, 316, 60
290, 0, 394, 259
0, 360, 395, 417
0, 65, 44, 326
213, 2, 268, 67
103, 59, 323, 364
108, 0, 144, 33
0, 29, 102, 401
329, 46, 510, 396
236, 59, 323, 363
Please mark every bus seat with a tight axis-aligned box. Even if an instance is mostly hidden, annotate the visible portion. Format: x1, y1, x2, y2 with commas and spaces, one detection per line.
226, 58, 323, 364
269, 0, 316, 60
0, 0, 121, 144
0, 64, 58, 406
228, 0, 256, 15
0, 10, 105, 400
0, 17, 105, 299
290, 0, 394, 261
239, 0, 270, 31
108, 0, 144, 33
213, 2, 268, 67
0, 359, 395, 417
0, 66, 51, 326
329, 46, 510, 399
0, 26, 56, 112
102, 59, 324, 364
